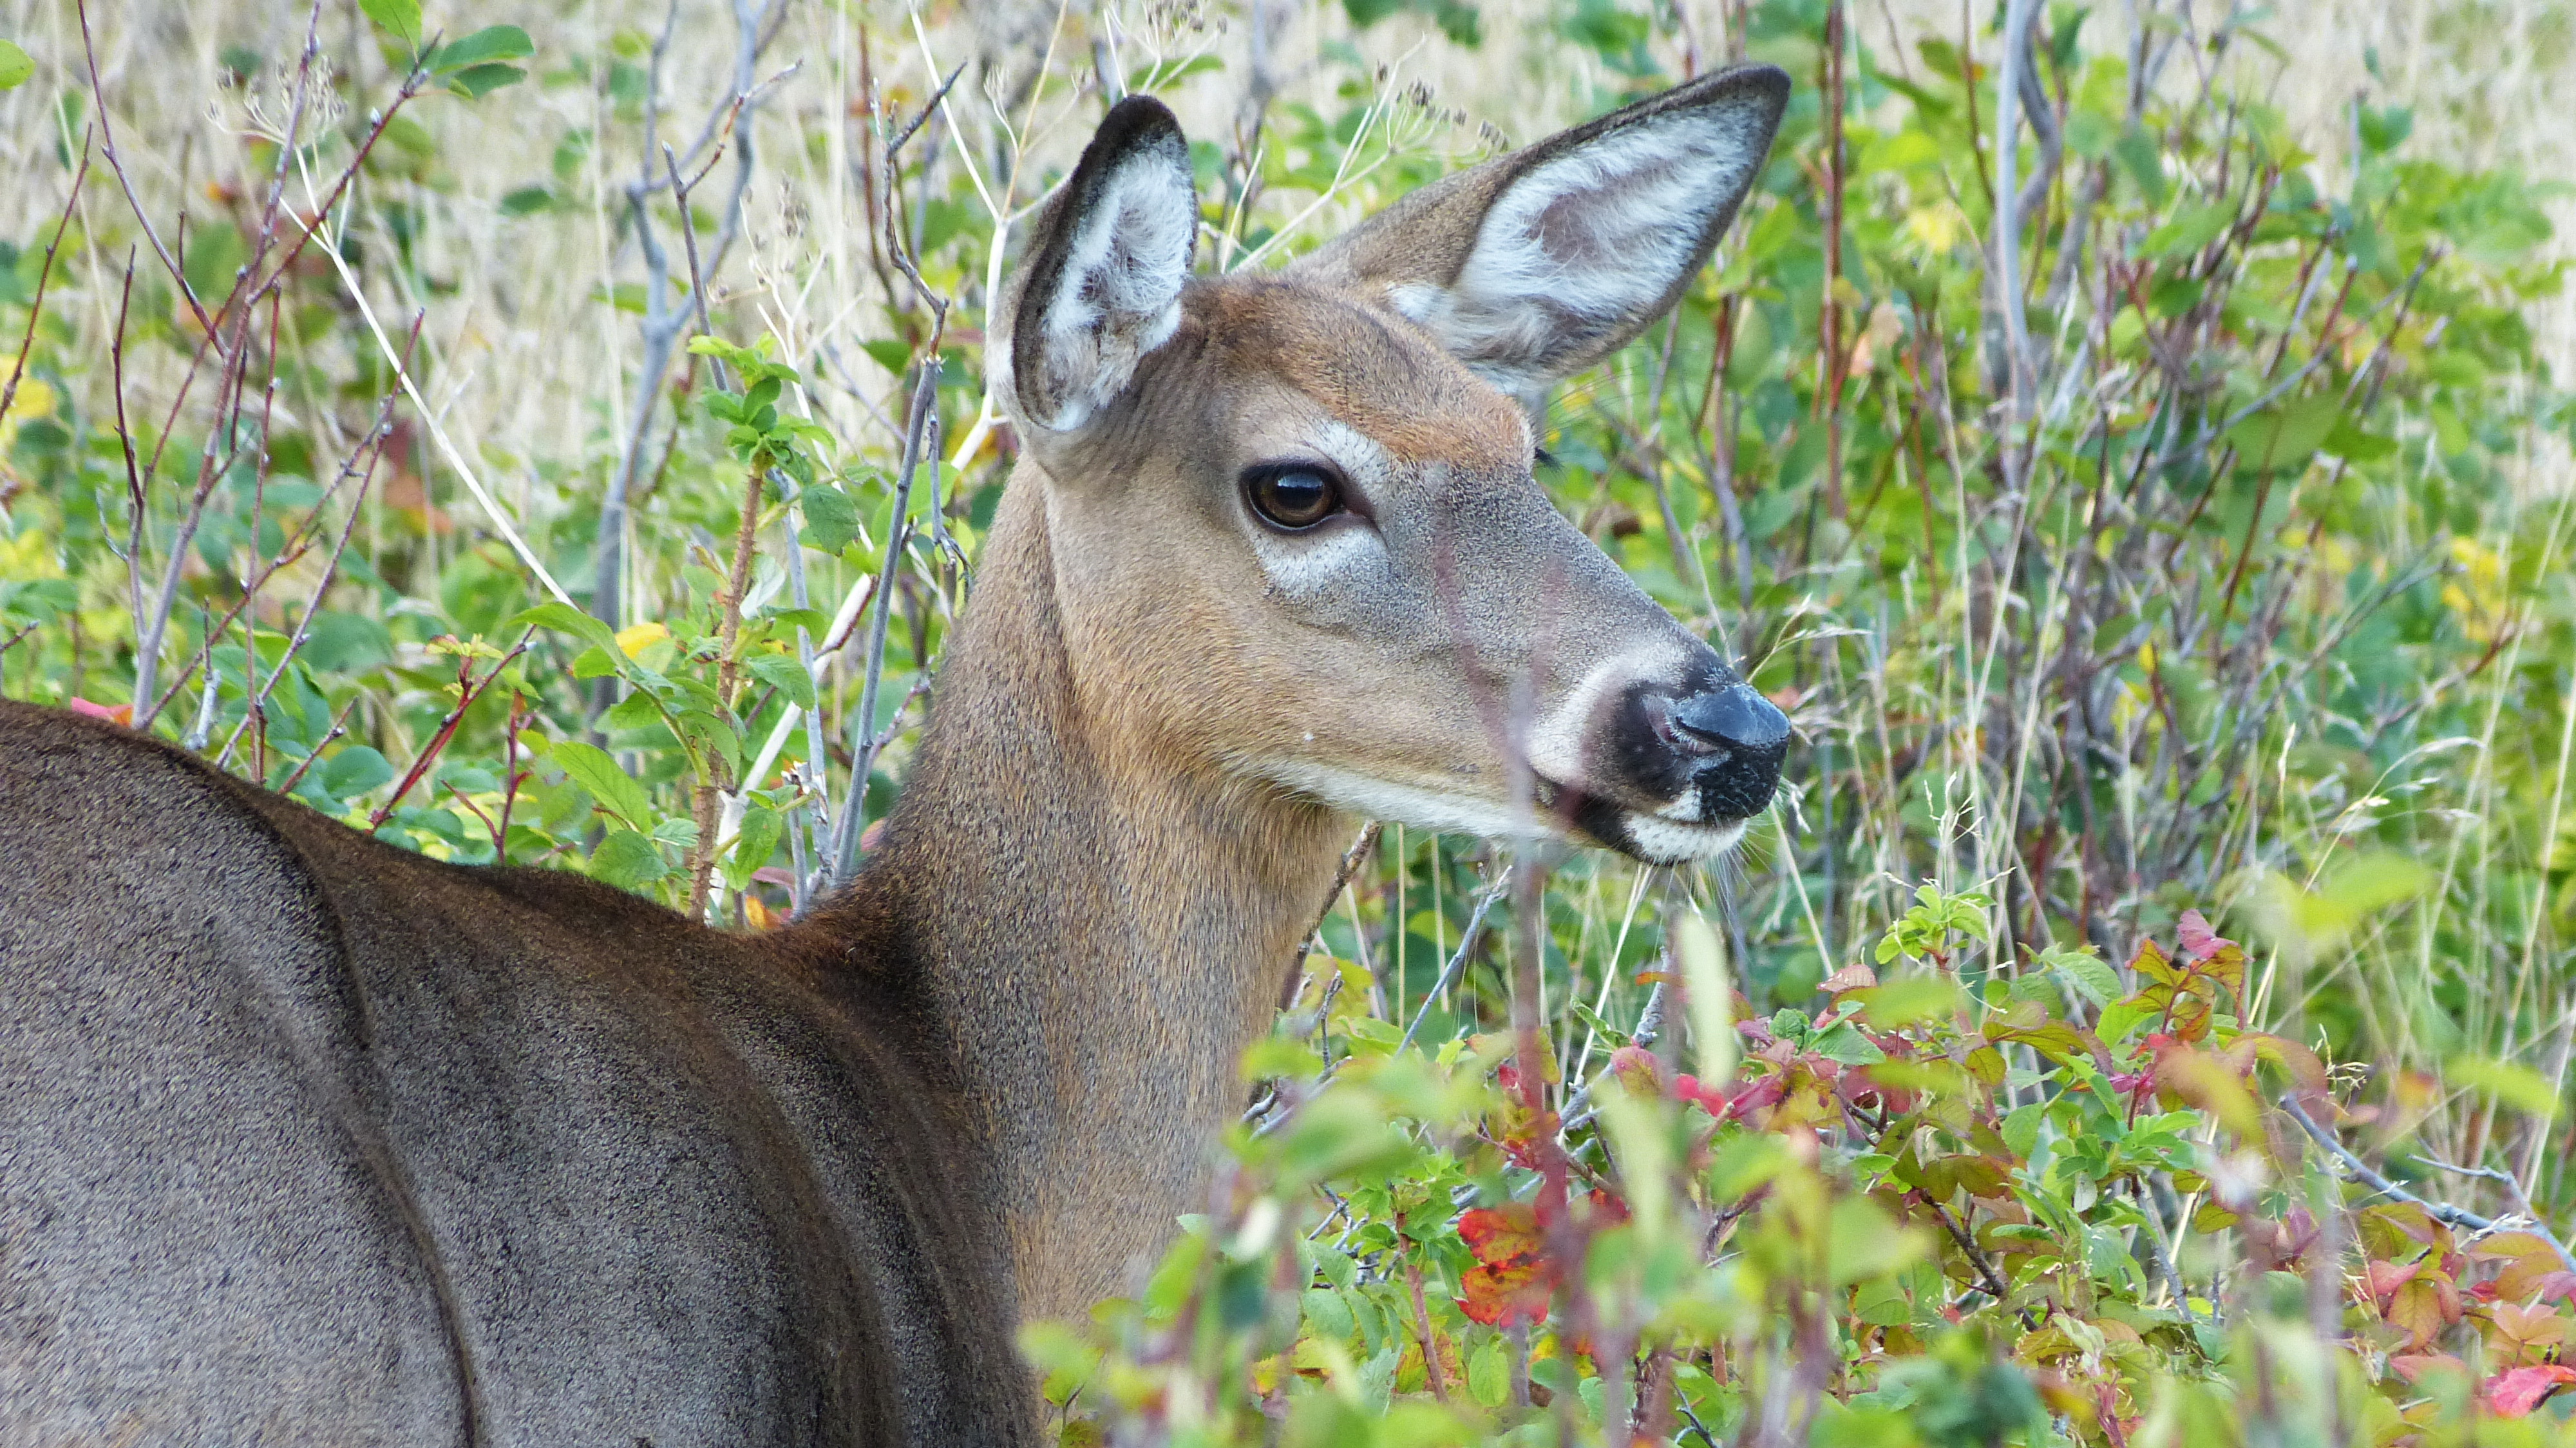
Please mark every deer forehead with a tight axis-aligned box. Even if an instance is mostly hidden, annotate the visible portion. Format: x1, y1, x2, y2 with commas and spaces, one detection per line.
1184, 278, 1531, 470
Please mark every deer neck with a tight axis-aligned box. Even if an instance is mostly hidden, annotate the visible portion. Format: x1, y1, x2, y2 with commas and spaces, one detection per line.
817, 466, 1349, 1325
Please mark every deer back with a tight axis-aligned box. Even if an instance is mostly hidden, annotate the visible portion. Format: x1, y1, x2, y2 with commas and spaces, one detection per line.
0, 701, 1032, 1443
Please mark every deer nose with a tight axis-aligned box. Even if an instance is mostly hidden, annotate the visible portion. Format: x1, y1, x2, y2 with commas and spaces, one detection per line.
1670, 681, 1788, 818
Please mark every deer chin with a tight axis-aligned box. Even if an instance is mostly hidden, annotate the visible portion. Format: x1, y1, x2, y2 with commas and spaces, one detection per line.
1610, 813, 1749, 866
1249, 757, 1564, 842
1245, 757, 1745, 866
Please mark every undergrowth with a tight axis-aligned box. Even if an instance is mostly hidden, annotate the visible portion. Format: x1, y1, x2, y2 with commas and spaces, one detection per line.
3, 0, 2574, 1442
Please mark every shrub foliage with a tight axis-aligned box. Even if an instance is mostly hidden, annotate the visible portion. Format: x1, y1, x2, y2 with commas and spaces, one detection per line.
3, 0, 2573, 1442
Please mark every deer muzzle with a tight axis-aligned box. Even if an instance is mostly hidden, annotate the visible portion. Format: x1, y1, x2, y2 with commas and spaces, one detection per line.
1569, 662, 1790, 866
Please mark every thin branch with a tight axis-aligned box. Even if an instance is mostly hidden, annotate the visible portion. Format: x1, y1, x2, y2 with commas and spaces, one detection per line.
1287, 822, 1385, 993
2282, 1096, 2576, 1275
1, 144, 89, 432
1399, 877, 1510, 1052
370, 635, 532, 828
78, 0, 219, 346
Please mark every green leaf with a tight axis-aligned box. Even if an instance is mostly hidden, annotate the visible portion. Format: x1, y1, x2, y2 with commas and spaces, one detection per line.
552, 739, 654, 830
444, 62, 526, 99
570, 645, 619, 680
1857, 974, 1962, 1027
2226, 393, 2343, 472
509, 601, 620, 655
0, 39, 33, 91
723, 806, 784, 891
589, 829, 668, 890
744, 651, 816, 710
356, 0, 420, 46
430, 24, 535, 72
799, 484, 861, 555
2447, 1055, 2559, 1121
1239, 1035, 1325, 1081
1810, 1021, 1888, 1066
2096, 998, 2154, 1045
2324, 417, 2398, 462
602, 689, 663, 731
2113, 126, 2167, 207
2044, 946, 2121, 1009
1466, 1335, 1510, 1408
2358, 102, 2412, 155
321, 745, 394, 799
2135, 202, 2235, 260
1567, 1000, 1624, 1045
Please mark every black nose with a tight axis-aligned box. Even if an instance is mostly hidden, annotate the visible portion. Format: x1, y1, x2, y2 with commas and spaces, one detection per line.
1671, 681, 1788, 817
1672, 681, 1789, 753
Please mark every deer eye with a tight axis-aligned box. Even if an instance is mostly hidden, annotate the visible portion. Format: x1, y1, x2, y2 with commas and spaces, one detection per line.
1242, 464, 1345, 532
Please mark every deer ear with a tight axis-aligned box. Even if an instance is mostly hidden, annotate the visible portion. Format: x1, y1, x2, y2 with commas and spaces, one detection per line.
1293, 66, 1789, 399
1008, 97, 1198, 433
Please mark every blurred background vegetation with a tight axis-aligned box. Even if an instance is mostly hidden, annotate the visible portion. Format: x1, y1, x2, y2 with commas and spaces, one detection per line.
4, 0, 2575, 1442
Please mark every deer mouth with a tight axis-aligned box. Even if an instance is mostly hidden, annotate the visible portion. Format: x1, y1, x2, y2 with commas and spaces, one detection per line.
1564, 788, 1751, 866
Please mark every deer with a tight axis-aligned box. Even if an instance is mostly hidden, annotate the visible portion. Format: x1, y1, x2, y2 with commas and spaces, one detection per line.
0, 65, 1790, 1445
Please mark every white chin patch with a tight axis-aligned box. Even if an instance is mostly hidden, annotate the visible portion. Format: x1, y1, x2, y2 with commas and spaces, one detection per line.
1620, 814, 1747, 866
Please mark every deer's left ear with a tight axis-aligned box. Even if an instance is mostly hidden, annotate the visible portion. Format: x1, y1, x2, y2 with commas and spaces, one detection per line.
1293, 66, 1789, 399
1007, 96, 1198, 434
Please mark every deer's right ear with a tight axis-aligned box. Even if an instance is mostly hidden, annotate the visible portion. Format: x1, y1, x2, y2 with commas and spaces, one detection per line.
1007, 97, 1198, 434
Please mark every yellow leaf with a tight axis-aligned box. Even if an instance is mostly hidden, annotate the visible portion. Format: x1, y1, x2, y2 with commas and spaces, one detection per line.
0, 375, 54, 423
616, 621, 670, 658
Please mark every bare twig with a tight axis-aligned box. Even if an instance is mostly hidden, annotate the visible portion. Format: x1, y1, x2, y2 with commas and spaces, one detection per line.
1287, 822, 1385, 991
78, 1, 218, 345
2282, 1095, 2576, 1275
1, 146, 88, 433
594, 0, 783, 640
1398, 877, 1510, 1052
370, 636, 531, 828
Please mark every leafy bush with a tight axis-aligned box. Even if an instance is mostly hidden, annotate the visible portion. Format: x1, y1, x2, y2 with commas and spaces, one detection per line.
4, 0, 2574, 1442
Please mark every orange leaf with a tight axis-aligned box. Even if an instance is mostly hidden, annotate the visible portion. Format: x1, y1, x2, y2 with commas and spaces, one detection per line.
1456, 1251, 1551, 1328
1819, 962, 1877, 995
1457, 1203, 1555, 1328
1459, 1204, 1542, 1265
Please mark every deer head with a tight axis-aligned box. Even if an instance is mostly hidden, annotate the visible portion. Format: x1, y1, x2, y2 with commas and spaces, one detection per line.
995, 69, 1795, 865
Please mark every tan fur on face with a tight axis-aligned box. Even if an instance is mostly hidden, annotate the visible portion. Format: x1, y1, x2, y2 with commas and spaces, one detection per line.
1025, 273, 1697, 839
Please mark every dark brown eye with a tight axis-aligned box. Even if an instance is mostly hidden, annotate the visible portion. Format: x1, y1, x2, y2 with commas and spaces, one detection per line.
1244, 465, 1344, 531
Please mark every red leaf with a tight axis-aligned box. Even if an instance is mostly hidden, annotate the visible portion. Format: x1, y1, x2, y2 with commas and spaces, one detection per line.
2177, 910, 2226, 962
2365, 1259, 2422, 1311
1675, 1072, 1783, 1123
1455, 1204, 1553, 1329
1607, 1044, 1665, 1096
2484, 1364, 2576, 1417
68, 697, 134, 727
2389, 1352, 2465, 1385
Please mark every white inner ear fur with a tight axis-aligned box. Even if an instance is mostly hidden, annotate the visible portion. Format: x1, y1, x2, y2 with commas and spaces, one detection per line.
1392, 104, 1766, 395
1032, 140, 1197, 432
